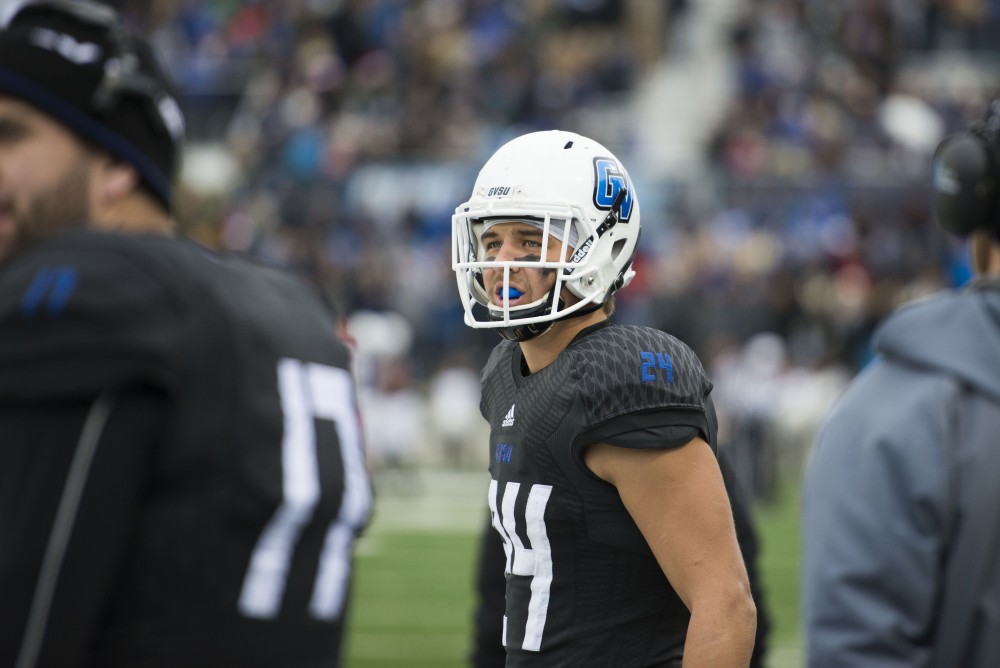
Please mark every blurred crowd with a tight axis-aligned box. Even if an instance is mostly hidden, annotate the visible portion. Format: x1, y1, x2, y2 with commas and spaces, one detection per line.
109, 0, 1000, 485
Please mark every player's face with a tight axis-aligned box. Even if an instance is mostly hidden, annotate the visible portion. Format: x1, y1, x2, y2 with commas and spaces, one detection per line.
480, 221, 571, 308
0, 96, 98, 261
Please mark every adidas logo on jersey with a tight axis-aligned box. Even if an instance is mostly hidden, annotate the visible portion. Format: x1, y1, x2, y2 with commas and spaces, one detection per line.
502, 404, 516, 428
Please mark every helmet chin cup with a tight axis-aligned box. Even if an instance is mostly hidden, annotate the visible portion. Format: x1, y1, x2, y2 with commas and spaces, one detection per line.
489, 292, 560, 342
452, 130, 641, 336
495, 318, 556, 342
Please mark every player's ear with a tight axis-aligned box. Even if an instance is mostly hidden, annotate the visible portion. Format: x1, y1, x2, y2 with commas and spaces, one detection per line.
96, 157, 141, 204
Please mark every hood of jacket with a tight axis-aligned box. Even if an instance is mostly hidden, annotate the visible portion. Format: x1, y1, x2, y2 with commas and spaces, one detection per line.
875, 281, 1000, 403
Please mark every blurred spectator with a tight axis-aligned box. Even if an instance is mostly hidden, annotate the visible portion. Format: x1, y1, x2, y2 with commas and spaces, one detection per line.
360, 356, 427, 469
427, 355, 486, 468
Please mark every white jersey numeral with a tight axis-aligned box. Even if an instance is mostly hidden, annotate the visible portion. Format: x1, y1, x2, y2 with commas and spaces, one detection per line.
488, 479, 553, 652
239, 358, 371, 620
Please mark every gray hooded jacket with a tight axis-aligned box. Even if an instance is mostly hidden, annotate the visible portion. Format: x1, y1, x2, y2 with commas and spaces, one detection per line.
803, 282, 1000, 668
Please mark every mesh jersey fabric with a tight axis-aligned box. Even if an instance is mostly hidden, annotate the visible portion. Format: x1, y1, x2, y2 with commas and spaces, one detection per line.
480, 321, 717, 667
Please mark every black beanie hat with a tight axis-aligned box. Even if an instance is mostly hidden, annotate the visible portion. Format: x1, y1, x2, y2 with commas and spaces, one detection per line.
0, 1, 185, 211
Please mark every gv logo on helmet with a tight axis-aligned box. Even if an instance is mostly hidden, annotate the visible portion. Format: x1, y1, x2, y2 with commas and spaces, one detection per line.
593, 157, 633, 221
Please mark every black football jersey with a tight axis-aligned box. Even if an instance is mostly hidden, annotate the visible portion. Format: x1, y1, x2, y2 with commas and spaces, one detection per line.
480, 321, 718, 667
0, 229, 372, 667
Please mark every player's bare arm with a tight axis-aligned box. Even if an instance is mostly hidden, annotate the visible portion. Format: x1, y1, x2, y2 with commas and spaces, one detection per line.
585, 437, 757, 667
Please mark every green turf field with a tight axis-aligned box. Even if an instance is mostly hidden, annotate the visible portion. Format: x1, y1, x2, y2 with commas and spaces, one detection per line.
754, 480, 804, 668
344, 469, 805, 668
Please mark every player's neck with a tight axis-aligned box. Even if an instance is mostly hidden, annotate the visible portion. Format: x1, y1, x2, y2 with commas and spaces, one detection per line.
519, 308, 608, 374
92, 195, 176, 237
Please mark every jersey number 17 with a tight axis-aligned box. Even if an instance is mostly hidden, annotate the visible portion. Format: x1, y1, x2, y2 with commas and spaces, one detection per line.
239, 358, 371, 621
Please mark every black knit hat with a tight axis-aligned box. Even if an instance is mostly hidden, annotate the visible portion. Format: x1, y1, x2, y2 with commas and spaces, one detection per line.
0, 0, 185, 211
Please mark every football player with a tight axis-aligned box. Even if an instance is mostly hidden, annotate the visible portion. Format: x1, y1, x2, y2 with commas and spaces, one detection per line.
453, 130, 757, 665
0, 2, 371, 666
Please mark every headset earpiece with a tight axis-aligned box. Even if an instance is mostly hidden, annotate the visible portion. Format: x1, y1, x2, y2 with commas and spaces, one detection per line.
932, 100, 1000, 239
932, 128, 999, 237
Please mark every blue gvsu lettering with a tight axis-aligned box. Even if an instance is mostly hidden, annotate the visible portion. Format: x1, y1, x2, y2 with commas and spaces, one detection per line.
495, 442, 514, 463
487, 186, 512, 197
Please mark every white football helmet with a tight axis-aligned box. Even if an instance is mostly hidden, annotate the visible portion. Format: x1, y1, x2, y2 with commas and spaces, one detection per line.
452, 130, 641, 341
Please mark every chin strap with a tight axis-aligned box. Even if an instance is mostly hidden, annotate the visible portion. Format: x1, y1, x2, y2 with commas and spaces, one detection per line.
496, 320, 554, 342
493, 295, 607, 342
491, 297, 558, 342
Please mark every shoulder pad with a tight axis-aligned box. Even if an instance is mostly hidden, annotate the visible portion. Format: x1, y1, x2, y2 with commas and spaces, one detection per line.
570, 324, 713, 421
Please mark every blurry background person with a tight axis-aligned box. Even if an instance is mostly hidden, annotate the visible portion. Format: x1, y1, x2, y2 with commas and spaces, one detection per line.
802, 99, 1000, 668
0, 2, 371, 666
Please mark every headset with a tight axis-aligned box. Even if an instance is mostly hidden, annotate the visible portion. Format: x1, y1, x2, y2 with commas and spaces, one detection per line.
931, 98, 1000, 238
